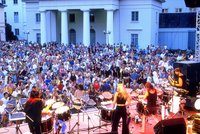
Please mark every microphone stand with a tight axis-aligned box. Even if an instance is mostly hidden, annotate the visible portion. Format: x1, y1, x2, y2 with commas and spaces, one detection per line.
81, 103, 95, 134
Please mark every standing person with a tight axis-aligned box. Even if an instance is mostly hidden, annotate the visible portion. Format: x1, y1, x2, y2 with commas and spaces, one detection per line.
143, 82, 157, 115
24, 87, 44, 134
111, 84, 131, 134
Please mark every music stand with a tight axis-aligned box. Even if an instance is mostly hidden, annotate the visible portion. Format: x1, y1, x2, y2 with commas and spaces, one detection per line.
9, 112, 26, 134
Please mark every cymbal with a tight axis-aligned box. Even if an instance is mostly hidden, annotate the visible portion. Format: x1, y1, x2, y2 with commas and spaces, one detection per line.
55, 106, 69, 114
131, 92, 139, 97
52, 102, 64, 109
87, 99, 96, 106
73, 99, 82, 110
101, 100, 112, 105
45, 99, 55, 106
175, 88, 189, 94
81, 95, 90, 102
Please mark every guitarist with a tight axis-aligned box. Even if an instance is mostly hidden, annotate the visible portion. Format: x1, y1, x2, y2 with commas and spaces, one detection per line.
168, 68, 186, 89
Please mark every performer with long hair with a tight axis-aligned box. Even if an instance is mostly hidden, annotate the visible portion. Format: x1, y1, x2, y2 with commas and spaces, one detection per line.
111, 84, 131, 134
143, 82, 157, 115
168, 68, 186, 88
24, 86, 44, 134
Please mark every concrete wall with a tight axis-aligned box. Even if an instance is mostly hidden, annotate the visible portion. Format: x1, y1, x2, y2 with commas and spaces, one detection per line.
0, 6, 5, 41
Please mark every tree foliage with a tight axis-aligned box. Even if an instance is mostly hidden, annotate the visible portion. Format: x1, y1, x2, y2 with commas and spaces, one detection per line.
5, 23, 18, 41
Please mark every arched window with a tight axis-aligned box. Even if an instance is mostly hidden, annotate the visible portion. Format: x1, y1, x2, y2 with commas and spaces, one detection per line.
69, 29, 76, 44
90, 29, 96, 46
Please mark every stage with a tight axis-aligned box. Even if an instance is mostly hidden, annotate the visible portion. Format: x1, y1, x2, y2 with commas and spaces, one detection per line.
0, 101, 198, 134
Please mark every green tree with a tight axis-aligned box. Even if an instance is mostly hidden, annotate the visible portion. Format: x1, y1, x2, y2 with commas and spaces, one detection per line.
5, 23, 18, 41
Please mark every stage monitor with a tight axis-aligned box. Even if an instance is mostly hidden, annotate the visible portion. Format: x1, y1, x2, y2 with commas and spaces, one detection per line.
185, 0, 200, 7
154, 118, 186, 134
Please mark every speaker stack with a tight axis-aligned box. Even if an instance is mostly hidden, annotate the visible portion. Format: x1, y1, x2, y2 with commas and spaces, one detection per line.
154, 118, 186, 134
173, 61, 200, 97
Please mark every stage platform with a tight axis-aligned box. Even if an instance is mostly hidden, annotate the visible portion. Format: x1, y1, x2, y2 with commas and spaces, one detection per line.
0, 105, 199, 134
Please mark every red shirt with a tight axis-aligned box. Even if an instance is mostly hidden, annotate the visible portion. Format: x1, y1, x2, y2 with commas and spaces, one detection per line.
93, 82, 100, 91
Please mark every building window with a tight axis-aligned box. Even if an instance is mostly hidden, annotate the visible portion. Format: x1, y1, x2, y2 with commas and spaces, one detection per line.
175, 8, 182, 13
4, 12, 7, 23
162, 9, 168, 13
14, 12, 19, 23
36, 33, 41, 43
15, 28, 19, 36
131, 11, 139, 21
131, 34, 138, 48
2, 0, 6, 4
69, 14, 75, 23
13, 0, 18, 4
36, 13, 40, 23
159, 13, 196, 28
90, 14, 95, 22
189, 8, 196, 12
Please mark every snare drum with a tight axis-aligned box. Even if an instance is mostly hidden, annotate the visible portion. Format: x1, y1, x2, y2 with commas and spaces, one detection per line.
52, 102, 64, 109
55, 106, 71, 121
41, 115, 53, 133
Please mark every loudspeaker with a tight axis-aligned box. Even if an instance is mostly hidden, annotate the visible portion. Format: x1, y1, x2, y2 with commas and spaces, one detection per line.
185, 0, 200, 7
173, 61, 200, 96
185, 97, 198, 110
154, 118, 186, 134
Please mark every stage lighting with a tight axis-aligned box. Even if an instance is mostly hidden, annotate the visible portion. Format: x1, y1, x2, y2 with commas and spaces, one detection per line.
194, 99, 200, 110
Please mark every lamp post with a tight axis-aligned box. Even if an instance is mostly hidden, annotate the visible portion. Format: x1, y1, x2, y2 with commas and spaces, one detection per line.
103, 30, 111, 45
23, 31, 30, 43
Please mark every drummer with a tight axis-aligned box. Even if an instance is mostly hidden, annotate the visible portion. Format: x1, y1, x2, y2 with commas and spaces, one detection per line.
73, 85, 85, 100
143, 82, 158, 115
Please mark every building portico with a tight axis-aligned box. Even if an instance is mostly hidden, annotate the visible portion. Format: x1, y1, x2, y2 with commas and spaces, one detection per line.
23, 0, 163, 49
35, 0, 119, 46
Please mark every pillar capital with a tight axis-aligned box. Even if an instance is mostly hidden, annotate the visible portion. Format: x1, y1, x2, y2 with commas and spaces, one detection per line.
59, 9, 68, 12
81, 9, 90, 12
104, 8, 116, 11
39, 9, 46, 12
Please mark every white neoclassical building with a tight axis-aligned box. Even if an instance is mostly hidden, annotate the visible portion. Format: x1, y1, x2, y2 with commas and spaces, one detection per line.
0, 3, 5, 41
21, 0, 164, 48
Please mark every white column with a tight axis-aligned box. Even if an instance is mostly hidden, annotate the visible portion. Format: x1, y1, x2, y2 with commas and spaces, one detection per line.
61, 10, 68, 45
50, 11, 57, 42
40, 10, 47, 45
106, 9, 114, 45
82, 9, 90, 46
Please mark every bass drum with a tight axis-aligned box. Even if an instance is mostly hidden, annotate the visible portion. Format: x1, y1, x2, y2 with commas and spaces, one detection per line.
101, 104, 114, 122
41, 115, 53, 133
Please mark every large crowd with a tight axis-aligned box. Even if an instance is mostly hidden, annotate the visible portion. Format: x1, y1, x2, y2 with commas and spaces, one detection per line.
0, 41, 195, 127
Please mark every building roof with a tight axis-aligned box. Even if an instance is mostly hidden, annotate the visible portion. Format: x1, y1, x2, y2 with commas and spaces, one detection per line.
22, 0, 39, 2
22, 0, 166, 3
